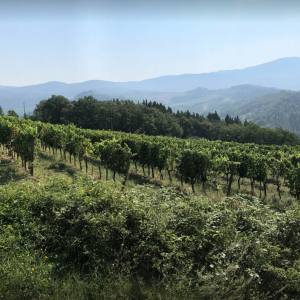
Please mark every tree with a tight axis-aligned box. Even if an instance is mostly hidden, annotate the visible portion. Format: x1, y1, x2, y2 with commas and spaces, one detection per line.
33, 95, 72, 124
0, 106, 4, 116
72, 96, 101, 129
207, 111, 221, 122
225, 114, 233, 125
7, 110, 18, 118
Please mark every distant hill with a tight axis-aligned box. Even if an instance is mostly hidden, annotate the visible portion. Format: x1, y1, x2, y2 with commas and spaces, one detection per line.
74, 90, 117, 101
0, 86, 15, 90
0, 57, 299, 114
0, 82, 145, 115
223, 90, 300, 136
166, 84, 280, 115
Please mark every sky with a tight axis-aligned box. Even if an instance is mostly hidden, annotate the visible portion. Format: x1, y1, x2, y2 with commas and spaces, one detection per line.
1, 0, 300, 86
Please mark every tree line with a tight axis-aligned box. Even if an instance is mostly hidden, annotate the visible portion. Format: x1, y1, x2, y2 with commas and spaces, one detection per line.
2, 95, 299, 146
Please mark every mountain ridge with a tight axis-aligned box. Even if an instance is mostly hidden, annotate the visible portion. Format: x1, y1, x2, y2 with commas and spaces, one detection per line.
0, 57, 299, 114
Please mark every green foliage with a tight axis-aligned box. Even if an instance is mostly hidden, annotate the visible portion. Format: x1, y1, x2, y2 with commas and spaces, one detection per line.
287, 167, 300, 199
95, 139, 131, 175
1, 176, 300, 299
178, 149, 210, 181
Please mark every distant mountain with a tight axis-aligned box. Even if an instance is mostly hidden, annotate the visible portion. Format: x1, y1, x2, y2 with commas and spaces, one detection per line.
176, 84, 279, 101
118, 57, 300, 92
74, 90, 116, 101
0, 57, 299, 114
0, 85, 15, 90
0, 81, 136, 115
223, 90, 300, 136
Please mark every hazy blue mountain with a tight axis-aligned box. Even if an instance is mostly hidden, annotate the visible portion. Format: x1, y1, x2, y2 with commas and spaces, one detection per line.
12, 81, 127, 98
117, 57, 300, 92
0, 85, 15, 90
179, 84, 279, 101
0, 81, 131, 114
0, 57, 299, 114
73, 89, 165, 102
74, 90, 116, 101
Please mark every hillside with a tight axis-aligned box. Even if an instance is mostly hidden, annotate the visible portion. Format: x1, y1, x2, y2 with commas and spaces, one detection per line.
165, 84, 280, 115
223, 90, 300, 136
74, 90, 119, 101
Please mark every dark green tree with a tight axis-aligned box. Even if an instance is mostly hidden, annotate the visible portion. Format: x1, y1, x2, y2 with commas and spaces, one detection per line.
225, 114, 233, 125
7, 110, 19, 118
33, 95, 72, 124
207, 111, 221, 122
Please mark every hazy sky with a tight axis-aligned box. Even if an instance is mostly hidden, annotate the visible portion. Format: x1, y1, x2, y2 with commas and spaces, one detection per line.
1, 0, 300, 86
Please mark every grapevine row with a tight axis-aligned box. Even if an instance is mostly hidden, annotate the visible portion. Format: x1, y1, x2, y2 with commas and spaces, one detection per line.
1, 116, 300, 198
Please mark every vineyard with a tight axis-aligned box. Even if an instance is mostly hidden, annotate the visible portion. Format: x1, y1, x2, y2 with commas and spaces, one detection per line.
2, 116, 300, 299
1, 116, 300, 199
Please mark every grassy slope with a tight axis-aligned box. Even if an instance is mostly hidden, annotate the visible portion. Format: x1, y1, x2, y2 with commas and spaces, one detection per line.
1, 149, 300, 299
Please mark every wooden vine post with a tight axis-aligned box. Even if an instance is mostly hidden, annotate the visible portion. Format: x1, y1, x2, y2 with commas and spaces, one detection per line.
30, 140, 34, 176
122, 152, 131, 187
226, 163, 236, 196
